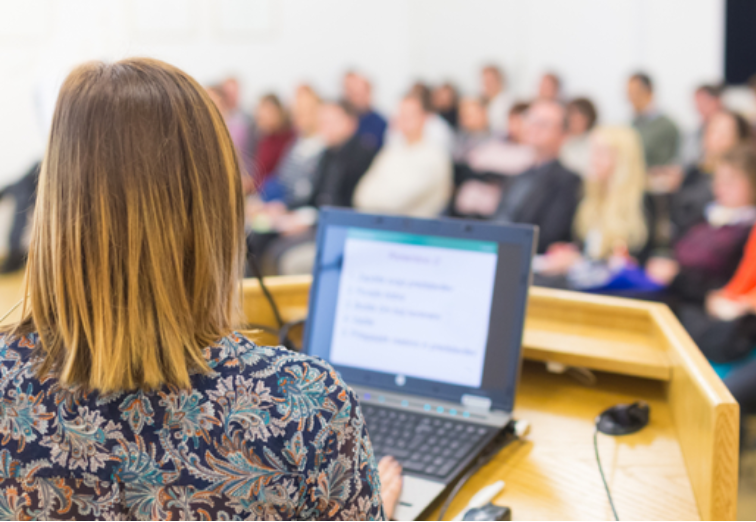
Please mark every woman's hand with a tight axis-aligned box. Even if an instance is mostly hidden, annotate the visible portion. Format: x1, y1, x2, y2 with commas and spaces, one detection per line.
541, 243, 582, 275
706, 292, 754, 321
378, 456, 403, 520
646, 257, 680, 286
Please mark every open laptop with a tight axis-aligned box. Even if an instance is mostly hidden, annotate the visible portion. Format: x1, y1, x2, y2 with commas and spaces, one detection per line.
303, 208, 536, 520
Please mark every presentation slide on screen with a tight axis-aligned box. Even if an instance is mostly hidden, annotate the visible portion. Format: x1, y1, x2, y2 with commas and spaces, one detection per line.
329, 229, 498, 388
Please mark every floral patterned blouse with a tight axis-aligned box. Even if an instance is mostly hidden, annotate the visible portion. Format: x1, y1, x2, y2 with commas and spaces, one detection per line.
0, 331, 385, 521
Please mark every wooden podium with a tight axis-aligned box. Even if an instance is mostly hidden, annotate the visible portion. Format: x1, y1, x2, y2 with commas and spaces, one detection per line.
242, 275, 739, 521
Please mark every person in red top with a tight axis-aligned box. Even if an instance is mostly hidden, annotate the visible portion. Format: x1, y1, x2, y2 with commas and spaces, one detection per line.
710, 228, 756, 431
245, 93, 295, 194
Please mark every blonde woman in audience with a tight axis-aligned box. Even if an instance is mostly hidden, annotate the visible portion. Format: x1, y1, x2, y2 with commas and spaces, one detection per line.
0, 58, 399, 520
539, 126, 650, 278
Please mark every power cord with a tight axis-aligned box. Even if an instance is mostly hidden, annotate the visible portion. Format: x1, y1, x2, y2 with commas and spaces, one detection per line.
593, 428, 620, 521
0, 299, 23, 325
245, 251, 302, 352
437, 419, 529, 521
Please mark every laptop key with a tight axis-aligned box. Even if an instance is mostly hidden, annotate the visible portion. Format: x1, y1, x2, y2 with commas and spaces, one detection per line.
454, 443, 475, 459
383, 447, 410, 459
403, 460, 427, 473
438, 461, 456, 477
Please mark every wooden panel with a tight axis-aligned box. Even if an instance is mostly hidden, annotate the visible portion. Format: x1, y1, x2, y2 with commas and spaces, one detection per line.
525, 287, 670, 380
0, 271, 25, 327
432, 362, 699, 521
652, 305, 740, 521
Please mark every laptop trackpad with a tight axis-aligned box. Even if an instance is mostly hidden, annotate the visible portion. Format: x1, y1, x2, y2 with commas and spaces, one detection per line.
393, 475, 446, 521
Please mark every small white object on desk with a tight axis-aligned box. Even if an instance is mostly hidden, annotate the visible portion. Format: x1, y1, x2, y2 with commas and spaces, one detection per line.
452, 480, 506, 521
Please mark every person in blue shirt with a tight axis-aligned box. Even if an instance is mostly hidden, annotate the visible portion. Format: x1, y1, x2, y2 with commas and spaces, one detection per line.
344, 70, 388, 151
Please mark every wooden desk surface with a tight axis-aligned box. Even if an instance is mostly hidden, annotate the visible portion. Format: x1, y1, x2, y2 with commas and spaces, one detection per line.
437, 361, 699, 521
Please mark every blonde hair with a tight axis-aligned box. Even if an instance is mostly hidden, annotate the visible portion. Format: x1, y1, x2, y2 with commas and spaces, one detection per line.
574, 126, 648, 259
4, 58, 245, 392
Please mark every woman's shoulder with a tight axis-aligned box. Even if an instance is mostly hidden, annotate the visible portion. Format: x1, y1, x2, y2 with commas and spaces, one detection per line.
0, 331, 37, 363
200, 332, 355, 414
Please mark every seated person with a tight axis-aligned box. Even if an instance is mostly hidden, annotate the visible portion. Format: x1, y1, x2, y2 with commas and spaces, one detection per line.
489, 99, 582, 253
254, 100, 376, 275
480, 64, 513, 136
452, 96, 491, 164
386, 83, 455, 154
674, 220, 756, 365
452, 102, 535, 218
648, 145, 756, 307
627, 72, 680, 170
0, 57, 399, 520
0, 162, 40, 274
432, 82, 460, 129
354, 93, 453, 218
537, 71, 563, 101
247, 93, 295, 195
221, 76, 258, 177
669, 110, 752, 241
465, 102, 535, 176
343, 70, 387, 151
560, 97, 598, 178
536, 126, 651, 285
274, 85, 326, 209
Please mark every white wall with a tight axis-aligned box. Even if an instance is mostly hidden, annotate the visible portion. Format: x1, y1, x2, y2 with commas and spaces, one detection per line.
0, 0, 724, 188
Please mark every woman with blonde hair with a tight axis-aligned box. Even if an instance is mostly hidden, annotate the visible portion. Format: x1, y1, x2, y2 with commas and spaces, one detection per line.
538, 125, 651, 281
0, 58, 398, 520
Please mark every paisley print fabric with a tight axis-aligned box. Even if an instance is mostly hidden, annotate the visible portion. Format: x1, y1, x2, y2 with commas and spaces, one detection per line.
0, 332, 384, 520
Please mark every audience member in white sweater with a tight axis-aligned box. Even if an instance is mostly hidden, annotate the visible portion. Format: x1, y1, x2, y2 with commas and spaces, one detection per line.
354, 94, 453, 218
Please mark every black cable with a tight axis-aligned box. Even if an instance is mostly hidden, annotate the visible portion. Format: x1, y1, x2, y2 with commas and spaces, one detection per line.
245, 249, 303, 351
437, 423, 520, 521
594, 429, 620, 521
247, 254, 285, 329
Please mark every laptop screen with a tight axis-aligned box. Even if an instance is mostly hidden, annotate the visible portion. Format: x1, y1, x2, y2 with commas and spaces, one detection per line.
304, 209, 535, 412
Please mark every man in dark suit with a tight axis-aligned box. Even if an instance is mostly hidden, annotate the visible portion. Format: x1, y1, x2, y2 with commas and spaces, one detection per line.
491, 99, 582, 253
309, 100, 376, 208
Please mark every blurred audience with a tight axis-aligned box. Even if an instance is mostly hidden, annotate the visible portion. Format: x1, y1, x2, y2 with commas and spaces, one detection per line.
681, 84, 723, 166
560, 97, 598, 178
538, 72, 562, 101
667, 110, 753, 244
465, 102, 535, 176
481, 65, 513, 135
648, 145, 756, 309
388, 83, 454, 153
250, 94, 295, 195
0, 162, 40, 274
627, 72, 680, 169
537, 126, 649, 285
453, 96, 491, 164
490, 99, 581, 253
250, 99, 376, 275
432, 82, 460, 129
275, 85, 326, 209
221, 76, 257, 176
311, 100, 376, 209
354, 94, 452, 217
344, 71, 387, 150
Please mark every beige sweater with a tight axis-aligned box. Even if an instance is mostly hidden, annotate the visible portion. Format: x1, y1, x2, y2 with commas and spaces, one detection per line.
353, 140, 453, 218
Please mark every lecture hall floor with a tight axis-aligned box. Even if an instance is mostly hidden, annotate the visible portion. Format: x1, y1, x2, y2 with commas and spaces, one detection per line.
0, 268, 756, 520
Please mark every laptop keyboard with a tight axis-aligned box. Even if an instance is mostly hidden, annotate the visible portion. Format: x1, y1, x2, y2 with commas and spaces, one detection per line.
361, 404, 497, 480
